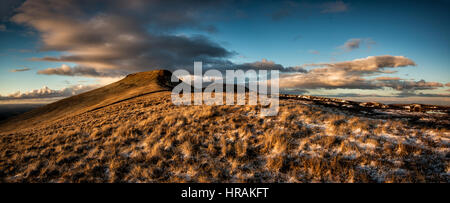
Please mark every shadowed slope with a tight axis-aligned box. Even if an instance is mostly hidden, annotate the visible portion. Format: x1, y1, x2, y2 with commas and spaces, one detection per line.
0, 70, 177, 132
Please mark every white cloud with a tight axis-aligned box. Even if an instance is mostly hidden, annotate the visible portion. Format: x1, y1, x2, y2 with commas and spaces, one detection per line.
38, 64, 126, 77
278, 55, 444, 94
0, 84, 100, 100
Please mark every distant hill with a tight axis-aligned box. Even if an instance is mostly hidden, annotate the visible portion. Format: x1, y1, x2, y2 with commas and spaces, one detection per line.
0, 104, 45, 121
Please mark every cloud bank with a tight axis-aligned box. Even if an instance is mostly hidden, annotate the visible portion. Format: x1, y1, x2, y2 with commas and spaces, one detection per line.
0, 84, 100, 100
37, 64, 126, 77
232, 59, 307, 73
12, 0, 234, 75
278, 56, 443, 95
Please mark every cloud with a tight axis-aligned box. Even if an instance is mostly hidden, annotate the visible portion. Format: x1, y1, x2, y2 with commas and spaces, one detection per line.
0, 0, 24, 21
277, 55, 443, 92
321, 1, 349, 13
373, 77, 401, 81
338, 38, 376, 51
212, 55, 423, 93
231, 59, 307, 73
9, 0, 352, 78
340, 38, 361, 51
304, 55, 416, 71
280, 88, 309, 95
322, 93, 383, 98
37, 64, 126, 77
0, 84, 100, 100
10, 67, 30, 72
339, 38, 376, 52
373, 78, 443, 91
395, 91, 450, 98
234, 59, 284, 71
284, 66, 308, 73
335, 96, 450, 106
323, 92, 450, 98
12, 0, 234, 75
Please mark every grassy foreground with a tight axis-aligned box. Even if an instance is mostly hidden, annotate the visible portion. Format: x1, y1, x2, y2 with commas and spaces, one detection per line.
0, 91, 448, 183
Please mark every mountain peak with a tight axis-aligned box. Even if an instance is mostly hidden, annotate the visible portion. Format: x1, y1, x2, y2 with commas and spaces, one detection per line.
123, 70, 176, 88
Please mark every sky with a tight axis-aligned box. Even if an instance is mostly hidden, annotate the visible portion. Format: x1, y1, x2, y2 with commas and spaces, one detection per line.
0, 0, 449, 105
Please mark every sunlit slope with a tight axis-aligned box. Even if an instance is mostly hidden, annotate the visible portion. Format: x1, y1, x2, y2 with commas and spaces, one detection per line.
0, 70, 177, 132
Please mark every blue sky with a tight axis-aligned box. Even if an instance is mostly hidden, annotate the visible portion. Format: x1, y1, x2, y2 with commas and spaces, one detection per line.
0, 0, 449, 104
205, 0, 450, 80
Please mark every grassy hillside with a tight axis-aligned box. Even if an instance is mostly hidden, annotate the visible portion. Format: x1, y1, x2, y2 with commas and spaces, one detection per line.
0, 70, 176, 132
0, 70, 448, 183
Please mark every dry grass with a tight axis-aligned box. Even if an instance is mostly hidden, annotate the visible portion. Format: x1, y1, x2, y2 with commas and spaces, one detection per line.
0, 92, 449, 183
